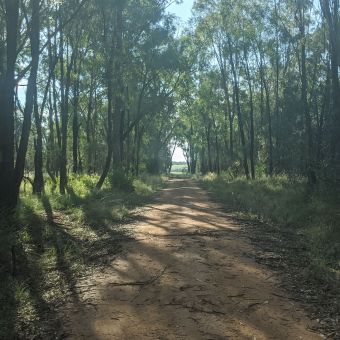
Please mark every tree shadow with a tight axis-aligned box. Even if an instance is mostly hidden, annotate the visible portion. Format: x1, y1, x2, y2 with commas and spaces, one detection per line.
41, 195, 80, 302
0, 204, 60, 338
59, 179, 324, 339
0, 212, 19, 338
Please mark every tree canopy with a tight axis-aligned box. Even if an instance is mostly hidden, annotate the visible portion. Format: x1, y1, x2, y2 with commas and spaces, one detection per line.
0, 0, 339, 209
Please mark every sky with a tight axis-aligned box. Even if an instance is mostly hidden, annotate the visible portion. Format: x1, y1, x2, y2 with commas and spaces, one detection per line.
167, 0, 195, 162
172, 147, 187, 163
167, 0, 195, 25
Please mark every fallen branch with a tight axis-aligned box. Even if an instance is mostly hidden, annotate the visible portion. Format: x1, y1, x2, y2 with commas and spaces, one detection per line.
108, 266, 168, 287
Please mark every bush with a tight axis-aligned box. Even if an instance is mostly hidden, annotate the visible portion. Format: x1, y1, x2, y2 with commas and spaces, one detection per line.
109, 168, 134, 192
200, 174, 340, 272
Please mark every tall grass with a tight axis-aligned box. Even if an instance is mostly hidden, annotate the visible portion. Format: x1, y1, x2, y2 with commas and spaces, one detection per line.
200, 172, 340, 273
0, 173, 165, 338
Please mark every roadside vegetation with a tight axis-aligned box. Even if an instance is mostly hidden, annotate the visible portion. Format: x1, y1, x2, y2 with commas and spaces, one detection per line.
1, 0, 340, 337
201, 173, 340, 276
170, 162, 188, 174
0, 174, 164, 339
200, 172, 339, 332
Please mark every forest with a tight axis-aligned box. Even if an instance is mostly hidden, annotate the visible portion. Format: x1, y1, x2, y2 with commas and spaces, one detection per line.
0, 0, 339, 338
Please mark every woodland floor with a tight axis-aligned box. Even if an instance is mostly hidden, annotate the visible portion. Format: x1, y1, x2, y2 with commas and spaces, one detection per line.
57, 179, 326, 339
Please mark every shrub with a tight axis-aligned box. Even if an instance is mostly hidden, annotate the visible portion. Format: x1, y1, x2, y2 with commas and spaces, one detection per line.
109, 168, 134, 192
200, 174, 340, 272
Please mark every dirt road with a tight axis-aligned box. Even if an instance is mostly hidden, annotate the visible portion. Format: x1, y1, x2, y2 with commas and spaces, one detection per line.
61, 179, 321, 339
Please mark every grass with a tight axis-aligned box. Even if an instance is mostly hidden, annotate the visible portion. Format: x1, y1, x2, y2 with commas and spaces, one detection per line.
200, 172, 340, 334
200, 172, 340, 276
171, 163, 188, 174
0, 173, 165, 339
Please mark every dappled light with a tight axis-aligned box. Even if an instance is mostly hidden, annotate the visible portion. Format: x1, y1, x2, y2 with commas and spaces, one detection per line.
0, 0, 339, 338
61, 180, 320, 339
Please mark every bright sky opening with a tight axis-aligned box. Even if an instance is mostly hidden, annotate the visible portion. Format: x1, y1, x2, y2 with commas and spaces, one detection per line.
167, 0, 195, 24
167, 0, 194, 163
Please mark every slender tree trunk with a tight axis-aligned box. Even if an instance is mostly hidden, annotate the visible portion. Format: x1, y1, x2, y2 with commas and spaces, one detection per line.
0, 0, 19, 210
206, 123, 212, 172
135, 125, 143, 176
215, 133, 220, 175
219, 59, 234, 164
229, 41, 250, 179
51, 34, 61, 150
14, 0, 40, 200
260, 52, 274, 176
244, 49, 255, 179
96, 55, 114, 189
60, 32, 73, 194
112, 3, 124, 168
33, 69, 52, 194
72, 57, 81, 174
320, 0, 340, 177
226, 87, 234, 164
33, 90, 44, 194
86, 73, 95, 174
298, 3, 316, 184
47, 87, 57, 182
274, 0, 281, 162
59, 22, 66, 194
317, 64, 331, 166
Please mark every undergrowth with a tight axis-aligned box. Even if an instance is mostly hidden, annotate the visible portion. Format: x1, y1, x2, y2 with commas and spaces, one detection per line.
0, 173, 165, 339
200, 172, 340, 276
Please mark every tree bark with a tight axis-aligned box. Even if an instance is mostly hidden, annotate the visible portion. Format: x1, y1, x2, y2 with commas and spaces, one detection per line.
72, 56, 81, 174
0, 0, 19, 210
59, 26, 74, 194
96, 55, 114, 189
14, 0, 40, 200
112, 3, 125, 168
298, 2, 316, 184
244, 48, 256, 179
259, 50, 274, 176
320, 0, 340, 178
229, 40, 250, 179
33, 88, 44, 194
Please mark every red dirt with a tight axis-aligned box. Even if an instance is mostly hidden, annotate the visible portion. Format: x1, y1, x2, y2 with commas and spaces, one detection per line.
60, 179, 322, 339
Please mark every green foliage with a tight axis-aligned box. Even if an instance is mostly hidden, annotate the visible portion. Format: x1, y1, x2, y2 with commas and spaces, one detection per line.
0, 174, 164, 337
109, 169, 134, 192
171, 162, 188, 174
201, 174, 340, 273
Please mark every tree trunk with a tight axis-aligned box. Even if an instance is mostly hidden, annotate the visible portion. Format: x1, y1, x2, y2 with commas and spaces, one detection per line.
298, 2, 316, 184
59, 21, 66, 194
229, 41, 250, 179
86, 73, 95, 174
33, 89, 44, 194
0, 0, 19, 210
244, 48, 255, 179
96, 56, 114, 189
33, 68, 52, 194
260, 51, 274, 176
320, 0, 340, 178
206, 123, 212, 172
112, 3, 124, 168
14, 0, 40, 200
60, 30, 73, 194
72, 57, 81, 174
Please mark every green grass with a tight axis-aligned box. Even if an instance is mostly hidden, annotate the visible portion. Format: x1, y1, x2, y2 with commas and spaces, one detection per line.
0, 173, 165, 339
171, 163, 188, 174
200, 172, 340, 275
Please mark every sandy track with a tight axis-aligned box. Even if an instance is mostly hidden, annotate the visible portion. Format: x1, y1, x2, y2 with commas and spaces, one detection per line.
61, 179, 321, 339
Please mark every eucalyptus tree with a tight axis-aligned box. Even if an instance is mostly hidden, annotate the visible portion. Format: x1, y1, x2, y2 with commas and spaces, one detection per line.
175, 0, 338, 185
0, 0, 41, 209
320, 0, 340, 180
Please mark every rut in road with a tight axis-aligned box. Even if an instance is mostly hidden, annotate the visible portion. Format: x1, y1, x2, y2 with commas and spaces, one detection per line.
61, 179, 321, 339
